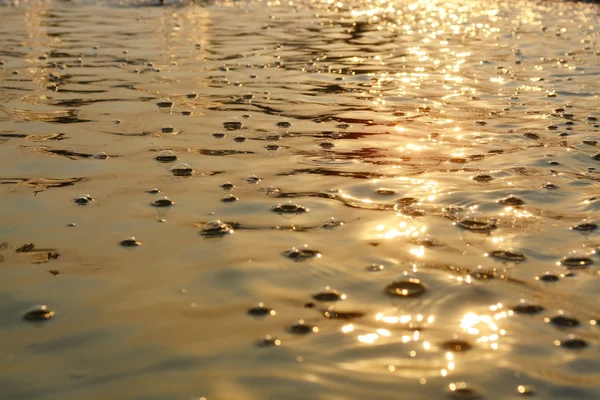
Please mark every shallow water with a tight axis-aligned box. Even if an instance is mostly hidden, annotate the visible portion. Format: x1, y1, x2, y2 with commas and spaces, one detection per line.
0, 0, 599, 399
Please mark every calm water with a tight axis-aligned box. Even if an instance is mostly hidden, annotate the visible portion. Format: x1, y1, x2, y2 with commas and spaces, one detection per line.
0, 0, 599, 399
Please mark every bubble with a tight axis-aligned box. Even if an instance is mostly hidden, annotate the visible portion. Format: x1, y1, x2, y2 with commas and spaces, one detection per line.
256, 335, 281, 347
376, 188, 396, 195
242, 93, 254, 101
396, 197, 418, 206
549, 315, 580, 327
384, 276, 426, 298
181, 110, 192, 116
323, 310, 365, 320
186, 92, 198, 99
244, 175, 261, 184
336, 123, 350, 129
448, 382, 480, 400
265, 131, 281, 141
571, 222, 597, 232
561, 256, 593, 269
457, 218, 497, 232
511, 303, 544, 314
441, 340, 472, 352
200, 220, 233, 237
221, 194, 238, 203
489, 250, 526, 262
147, 188, 160, 194
74, 194, 94, 205
272, 203, 308, 214
220, 182, 235, 190
321, 218, 344, 229
313, 288, 345, 302
547, 125, 558, 130
156, 98, 173, 108
542, 183, 559, 189
498, 195, 525, 206
247, 303, 275, 317
161, 125, 175, 133
234, 135, 247, 143
398, 206, 425, 217
151, 196, 174, 207
276, 119, 291, 128
523, 132, 540, 140
265, 143, 280, 151
155, 150, 177, 162
366, 263, 384, 272
289, 320, 318, 335
517, 385, 535, 396
93, 152, 108, 160
592, 153, 600, 161
537, 273, 560, 282
171, 163, 193, 177
319, 141, 335, 149
223, 117, 243, 131
284, 247, 321, 262
469, 269, 496, 280
558, 338, 588, 349
23, 305, 54, 321
213, 131, 226, 138
120, 237, 141, 247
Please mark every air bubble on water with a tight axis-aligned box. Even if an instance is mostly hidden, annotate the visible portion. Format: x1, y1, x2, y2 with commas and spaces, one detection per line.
223, 117, 243, 131
93, 152, 108, 160
244, 175, 261, 184
157, 98, 173, 108
170, 163, 193, 177
155, 150, 177, 162
161, 125, 175, 133
120, 236, 141, 247
200, 220, 233, 237
74, 194, 94, 205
